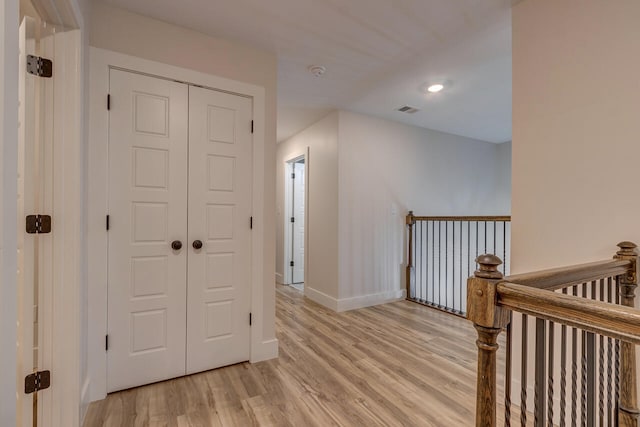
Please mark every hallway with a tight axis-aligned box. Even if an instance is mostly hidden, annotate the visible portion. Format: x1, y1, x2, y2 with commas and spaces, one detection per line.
84, 286, 491, 426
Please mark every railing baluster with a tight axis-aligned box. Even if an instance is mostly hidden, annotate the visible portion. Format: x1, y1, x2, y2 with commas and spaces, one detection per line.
459, 221, 463, 314
521, 314, 528, 427
446, 220, 449, 311
502, 221, 506, 275
534, 318, 545, 426
580, 283, 587, 427
560, 288, 568, 427
468, 221, 471, 286
571, 285, 578, 427
484, 221, 487, 254
432, 220, 435, 307
607, 277, 613, 426
615, 276, 620, 426
548, 320, 555, 427
586, 283, 596, 427
598, 279, 605, 426
418, 220, 422, 302
493, 220, 496, 255
505, 312, 512, 427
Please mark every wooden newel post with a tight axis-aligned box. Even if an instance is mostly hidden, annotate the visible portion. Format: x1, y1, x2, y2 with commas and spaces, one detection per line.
406, 211, 415, 299
615, 241, 640, 427
467, 254, 510, 427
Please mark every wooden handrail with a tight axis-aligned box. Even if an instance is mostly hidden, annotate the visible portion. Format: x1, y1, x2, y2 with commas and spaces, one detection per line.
503, 259, 631, 291
467, 242, 640, 427
497, 281, 640, 345
410, 215, 511, 222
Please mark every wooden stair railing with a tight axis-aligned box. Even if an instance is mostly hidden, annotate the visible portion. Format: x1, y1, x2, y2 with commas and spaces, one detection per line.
405, 211, 511, 315
467, 242, 640, 427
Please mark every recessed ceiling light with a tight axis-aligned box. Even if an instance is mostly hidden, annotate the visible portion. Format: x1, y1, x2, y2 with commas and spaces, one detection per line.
427, 83, 445, 93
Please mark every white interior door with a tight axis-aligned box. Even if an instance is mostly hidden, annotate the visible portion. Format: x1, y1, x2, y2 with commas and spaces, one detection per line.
107, 69, 189, 392
292, 161, 305, 284
186, 86, 252, 374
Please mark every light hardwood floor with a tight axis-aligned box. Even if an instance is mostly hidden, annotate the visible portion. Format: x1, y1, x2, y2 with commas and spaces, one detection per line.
84, 285, 507, 426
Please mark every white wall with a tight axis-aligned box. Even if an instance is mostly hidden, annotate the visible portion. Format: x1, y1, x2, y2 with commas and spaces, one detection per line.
512, 0, 640, 273
0, 0, 19, 424
338, 111, 511, 306
276, 112, 339, 306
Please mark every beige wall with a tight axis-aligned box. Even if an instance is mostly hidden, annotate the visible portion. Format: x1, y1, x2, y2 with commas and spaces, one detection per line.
276, 112, 339, 304
89, 2, 278, 340
512, 0, 640, 273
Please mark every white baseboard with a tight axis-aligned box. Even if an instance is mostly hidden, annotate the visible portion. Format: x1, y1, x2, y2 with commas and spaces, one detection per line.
305, 286, 339, 311
337, 289, 406, 312
275, 272, 284, 284
251, 338, 279, 363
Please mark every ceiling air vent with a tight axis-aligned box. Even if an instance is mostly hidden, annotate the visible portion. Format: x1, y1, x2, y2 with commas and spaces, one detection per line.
397, 105, 419, 114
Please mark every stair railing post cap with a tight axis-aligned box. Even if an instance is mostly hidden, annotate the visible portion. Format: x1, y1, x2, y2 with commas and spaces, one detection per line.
474, 254, 504, 280
617, 241, 638, 256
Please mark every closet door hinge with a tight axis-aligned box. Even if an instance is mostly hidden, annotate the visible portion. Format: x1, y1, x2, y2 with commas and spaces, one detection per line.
24, 370, 51, 394
105, 335, 109, 351
251, 120, 254, 134
106, 215, 110, 231
26, 55, 52, 78
290, 217, 295, 223
107, 94, 111, 110
26, 215, 51, 234
250, 216, 253, 229
290, 261, 294, 267
291, 172, 295, 179
249, 313, 252, 326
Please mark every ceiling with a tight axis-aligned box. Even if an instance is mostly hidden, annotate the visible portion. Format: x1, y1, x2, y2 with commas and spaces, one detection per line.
101, 0, 512, 144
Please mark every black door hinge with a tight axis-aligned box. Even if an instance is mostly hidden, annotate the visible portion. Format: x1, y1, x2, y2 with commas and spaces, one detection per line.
105, 335, 109, 351
250, 216, 253, 229
26, 215, 51, 234
24, 370, 51, 394
249, 313, 252, 326
107, 94, 111, 110
26, 55, 52, 78
106, 215, 110, 230
290, 261, 294, 267
251, 120, 254, 134
290, 217, 295, 223
291, 172, 295, 179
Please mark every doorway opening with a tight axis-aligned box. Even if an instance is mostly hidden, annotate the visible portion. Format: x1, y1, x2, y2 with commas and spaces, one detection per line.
284, 155, 306, 291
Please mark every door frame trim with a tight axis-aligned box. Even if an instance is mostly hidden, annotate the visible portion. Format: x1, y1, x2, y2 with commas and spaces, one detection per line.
281, 148, 309, 290
88, 47, 273, 402
283, 154, 304, 285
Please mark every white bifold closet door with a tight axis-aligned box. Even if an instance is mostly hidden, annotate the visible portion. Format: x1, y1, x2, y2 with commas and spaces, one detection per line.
107, 70, 252, 392
107, 70, 189, 392
186, 86, 252, 375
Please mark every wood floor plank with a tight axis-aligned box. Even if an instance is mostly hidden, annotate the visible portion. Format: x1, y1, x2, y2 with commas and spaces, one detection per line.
84, 284, 509, 426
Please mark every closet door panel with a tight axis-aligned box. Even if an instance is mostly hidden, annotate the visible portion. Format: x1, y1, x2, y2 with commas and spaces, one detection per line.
187, 86, 252, 374
107, 70, 188, 392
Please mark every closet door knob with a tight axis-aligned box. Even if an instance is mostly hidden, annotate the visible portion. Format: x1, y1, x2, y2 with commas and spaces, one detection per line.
171, 240, 183, 250
192, 240, 203, 250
